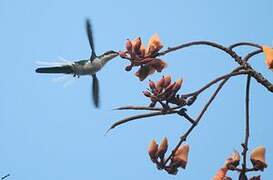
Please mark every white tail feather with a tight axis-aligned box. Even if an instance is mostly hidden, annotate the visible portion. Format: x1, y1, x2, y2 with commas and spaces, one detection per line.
36, 57, 73, 67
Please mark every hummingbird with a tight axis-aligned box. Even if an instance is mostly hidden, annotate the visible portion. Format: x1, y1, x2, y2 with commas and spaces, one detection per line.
35, 19, 119, 108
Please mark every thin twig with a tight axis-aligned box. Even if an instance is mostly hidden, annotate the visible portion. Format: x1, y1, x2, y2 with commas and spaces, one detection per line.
106, 110, 179, 133
243, 49, 263, 62
228, 42, 262, 50
181, 67, 247, 98
241, 75, 251, 173
114, 105, 183, 111
228, 167, 258, 172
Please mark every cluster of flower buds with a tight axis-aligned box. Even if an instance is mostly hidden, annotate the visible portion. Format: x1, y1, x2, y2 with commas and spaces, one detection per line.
213, 146, 267, 180
119, 34, 167, 81
143, 75, 185, 108
262, 45, 273, 70
148, 138, 190, 175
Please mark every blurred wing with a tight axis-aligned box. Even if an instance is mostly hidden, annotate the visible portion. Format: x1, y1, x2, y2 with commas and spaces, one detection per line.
92, 74, 100, 108
86, 19, 96, 61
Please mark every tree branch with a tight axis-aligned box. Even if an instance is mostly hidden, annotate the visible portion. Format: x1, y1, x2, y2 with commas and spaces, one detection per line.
243, 49, 263, 62
114, 106, 180, 111
155, 41, 273, 93
241, 75, 251, 173
107, 110, 179, 133
181, 67, 246, 98
228, 42, 262, 50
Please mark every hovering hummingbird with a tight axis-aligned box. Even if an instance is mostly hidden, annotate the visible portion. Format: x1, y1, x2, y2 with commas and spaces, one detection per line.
35, 19, 119, 108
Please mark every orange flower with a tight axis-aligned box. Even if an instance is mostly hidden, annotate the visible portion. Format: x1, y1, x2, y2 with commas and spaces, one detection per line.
262, 45, 273, 69
171, 144, 190, 169
250, 146, 267, 170
146, 33, 163, 56
135, 65, 156, 81
213, 167, 228, 180
135, 59, 167, 81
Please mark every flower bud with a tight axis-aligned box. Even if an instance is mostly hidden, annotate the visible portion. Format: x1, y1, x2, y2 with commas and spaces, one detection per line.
133, 37, 142, 54
172, 79, 183, 92
171, 144, 189, 169
165, 82, 176, 93
140, 43, 146, 58
126, 39, 132, 52
153, 89, 159, 96
163, 75, 171, 88
250, 146, 267, 170
143, 90, 152, 98
156, 76, 165, 88
148, 139, 158, 163
156, 137, 168, 159
149, 80, 156, 90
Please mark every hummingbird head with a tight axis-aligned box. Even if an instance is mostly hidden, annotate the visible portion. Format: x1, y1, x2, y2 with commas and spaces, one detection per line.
102, 50, 119, 60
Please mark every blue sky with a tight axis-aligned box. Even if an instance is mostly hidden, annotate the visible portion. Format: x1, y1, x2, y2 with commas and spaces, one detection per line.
1, 0, 273, 179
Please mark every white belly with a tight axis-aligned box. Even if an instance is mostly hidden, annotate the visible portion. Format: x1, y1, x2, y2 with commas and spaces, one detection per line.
75, 59, 103, 75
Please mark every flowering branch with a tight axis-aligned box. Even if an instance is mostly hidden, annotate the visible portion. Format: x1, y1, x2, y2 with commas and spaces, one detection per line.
112, 36, 272, 178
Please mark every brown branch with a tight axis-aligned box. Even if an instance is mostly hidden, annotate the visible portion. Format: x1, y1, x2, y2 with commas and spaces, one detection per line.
114, 105, 182, 111
228, 42, 262, 50
241, 75, 251, 173
228, 167, 258, 172
243, 49, 263, 62
155, 41, 273, 93
106, 110, 179, 133
181, 67, 246, 98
